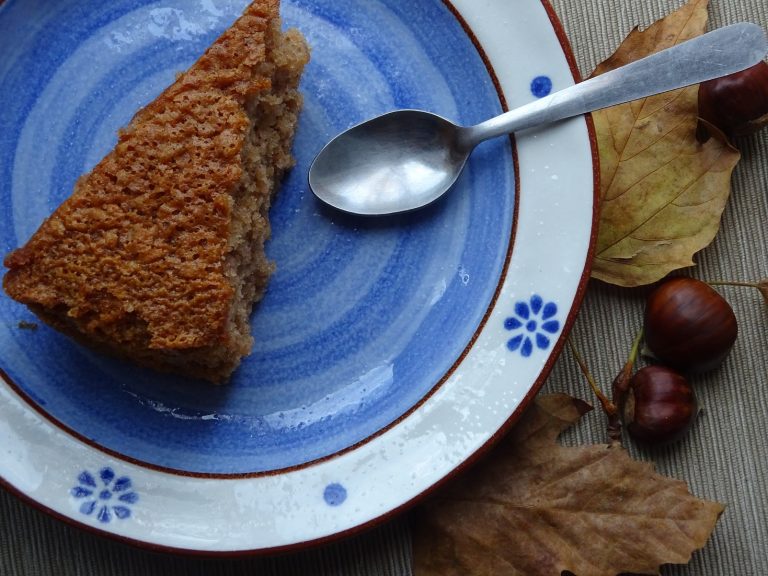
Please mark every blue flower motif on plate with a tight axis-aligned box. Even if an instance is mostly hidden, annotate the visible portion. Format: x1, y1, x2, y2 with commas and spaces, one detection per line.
504, 295, 560, 357
70, 467, 138, 523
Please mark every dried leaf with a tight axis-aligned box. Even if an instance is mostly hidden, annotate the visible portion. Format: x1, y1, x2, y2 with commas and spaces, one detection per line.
413, 394, 724, 576
590, 0, 741, 287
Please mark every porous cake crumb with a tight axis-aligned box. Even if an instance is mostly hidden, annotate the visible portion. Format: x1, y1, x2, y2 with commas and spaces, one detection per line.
3, 0, 310, 383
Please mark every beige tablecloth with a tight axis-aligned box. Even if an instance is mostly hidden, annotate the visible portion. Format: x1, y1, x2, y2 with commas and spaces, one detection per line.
2, 0, 766, 574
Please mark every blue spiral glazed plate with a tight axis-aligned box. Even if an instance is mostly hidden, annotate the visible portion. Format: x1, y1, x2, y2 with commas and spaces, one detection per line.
0, 0, 597, 553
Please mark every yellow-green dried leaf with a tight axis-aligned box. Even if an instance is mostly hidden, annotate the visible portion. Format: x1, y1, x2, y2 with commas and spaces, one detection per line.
413, 394, 724, 576
590, 0, 741, 287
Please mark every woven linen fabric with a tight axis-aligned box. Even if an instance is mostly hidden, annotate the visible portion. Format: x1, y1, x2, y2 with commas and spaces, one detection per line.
2, 0, 766, 574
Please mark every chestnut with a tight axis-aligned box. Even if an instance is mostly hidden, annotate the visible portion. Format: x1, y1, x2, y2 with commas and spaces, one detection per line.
698, 60, 768, 139
644, 277, 737, 373
623, 366, 698, 445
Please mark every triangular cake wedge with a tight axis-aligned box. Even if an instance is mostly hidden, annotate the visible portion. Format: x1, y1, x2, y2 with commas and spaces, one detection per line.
3, 0, 310, 383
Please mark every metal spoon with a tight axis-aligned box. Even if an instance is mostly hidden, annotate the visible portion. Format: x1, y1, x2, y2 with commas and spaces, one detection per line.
309, 23, 767, 216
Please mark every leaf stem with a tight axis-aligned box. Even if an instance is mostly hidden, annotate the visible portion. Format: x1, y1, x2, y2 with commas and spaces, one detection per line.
612, 328, 643, 406
707, 280, 758, 288
608, 328, 644, 445
706, 279, 768, 307
567, 338, 621, 445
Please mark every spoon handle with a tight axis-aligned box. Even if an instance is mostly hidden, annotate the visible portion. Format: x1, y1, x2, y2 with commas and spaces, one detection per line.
461, 23, 767, 148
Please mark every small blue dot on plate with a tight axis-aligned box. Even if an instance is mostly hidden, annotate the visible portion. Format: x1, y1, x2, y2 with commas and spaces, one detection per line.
531, 75, 553, 98
323, 483, 347, 507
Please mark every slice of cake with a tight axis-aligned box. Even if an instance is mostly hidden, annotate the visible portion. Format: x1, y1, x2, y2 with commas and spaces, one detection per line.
3, 0, 310, 383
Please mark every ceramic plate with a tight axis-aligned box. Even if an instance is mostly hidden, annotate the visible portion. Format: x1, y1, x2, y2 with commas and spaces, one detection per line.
0, 0, 597, 553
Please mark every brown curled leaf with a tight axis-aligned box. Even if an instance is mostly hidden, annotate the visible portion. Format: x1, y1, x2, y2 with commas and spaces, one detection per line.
413, 394, 724, 576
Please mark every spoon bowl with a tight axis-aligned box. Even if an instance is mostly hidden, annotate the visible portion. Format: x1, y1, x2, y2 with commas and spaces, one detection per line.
309, 23, 768, 216
309, 110, 469, 215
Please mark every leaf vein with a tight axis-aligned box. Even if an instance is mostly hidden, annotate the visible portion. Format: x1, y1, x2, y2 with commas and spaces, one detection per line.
599, 146, 733, 254
634, 88, 688, 123
617, 108, 690, 164
606, 148, 683, 203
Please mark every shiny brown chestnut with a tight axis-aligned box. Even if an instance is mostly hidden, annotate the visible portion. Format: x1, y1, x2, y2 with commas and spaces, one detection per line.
623, 366, 698, 445
698, 60, 768, 139
644, 277, 737, 373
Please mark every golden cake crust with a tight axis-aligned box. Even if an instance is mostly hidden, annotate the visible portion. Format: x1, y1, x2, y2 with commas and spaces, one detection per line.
3, 0, 309, 381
